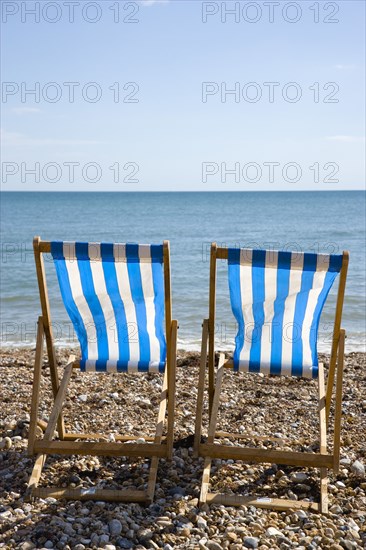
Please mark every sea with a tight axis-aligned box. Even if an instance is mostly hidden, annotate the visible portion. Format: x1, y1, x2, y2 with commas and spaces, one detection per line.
1, 191, 365, 353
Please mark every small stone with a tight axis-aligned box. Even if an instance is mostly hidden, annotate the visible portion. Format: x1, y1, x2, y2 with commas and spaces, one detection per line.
0, 510, 13, 520
99, 534, 110, 545
295, 510, 308, 519
168, 486, 185, 497
0, 437, 12, 450
78, 394, 88, 402
197, 516, 208, 530
207, 542, 223, 550
104, 546, 116, 550
335, 481, 346, 488
243, 537, 259, 549
117, 539, 133, 549
351, 460, 365, 477
109, 519, 122, 536
266, 527, 283, 537
73, 545, 86, 550
138, 528, 153, 541
330, 504, 343, 514
291, 472, 308, 482
20, 543, 36, 550
44, 542, 53, 549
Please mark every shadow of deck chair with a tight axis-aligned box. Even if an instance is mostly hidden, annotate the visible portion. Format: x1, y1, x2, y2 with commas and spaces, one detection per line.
27, 237, 177, 503
195, 244, 348, 513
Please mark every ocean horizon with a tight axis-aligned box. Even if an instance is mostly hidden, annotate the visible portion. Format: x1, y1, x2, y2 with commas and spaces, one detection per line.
1, 190, 365, 353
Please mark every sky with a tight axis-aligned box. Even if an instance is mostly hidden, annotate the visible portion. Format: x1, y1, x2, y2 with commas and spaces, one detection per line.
1, 0, 365, 191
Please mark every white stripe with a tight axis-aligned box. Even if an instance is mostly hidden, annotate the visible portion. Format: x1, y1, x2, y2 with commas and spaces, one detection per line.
148, 362, 160, 374
85, 360, 96, 372
260, 252, 278, 373
113, 244, 126, 262
281, 254, 304, 371
63, 243, 98, 361
139, 247, 161, 369
238, 250, 253, 370
301, 256, 330, 369
127, 362, 139, 374
113, 257, 140, 367
106, 360, 118, 373
88, 244, 119, 361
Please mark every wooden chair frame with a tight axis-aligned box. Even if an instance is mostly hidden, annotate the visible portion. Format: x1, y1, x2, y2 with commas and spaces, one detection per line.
27, 237, 177, 503
194, 243, 349, 513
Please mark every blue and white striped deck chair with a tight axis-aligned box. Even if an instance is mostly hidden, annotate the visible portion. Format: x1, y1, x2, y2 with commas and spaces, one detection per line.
28, 237, 177, 504
195, 243, 349, 513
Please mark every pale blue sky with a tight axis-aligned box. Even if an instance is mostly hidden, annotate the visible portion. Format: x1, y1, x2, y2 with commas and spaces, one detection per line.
1, 0, 365, 191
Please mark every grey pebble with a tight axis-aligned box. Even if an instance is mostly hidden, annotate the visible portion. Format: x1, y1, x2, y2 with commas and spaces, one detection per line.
351, 459, 365, 477
206, 542, 223, 550
197, 516, 208, 530
109, 519, 123, 536
243, 537, 259, 549
117, 538, 134, 549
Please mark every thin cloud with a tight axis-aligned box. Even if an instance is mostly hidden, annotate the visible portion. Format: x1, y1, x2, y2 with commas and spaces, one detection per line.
334, 64, 356, 70
139, 0, 169, 6
326, 135, 365, 143
1, 129, 102, 147
11, 107, 42, 116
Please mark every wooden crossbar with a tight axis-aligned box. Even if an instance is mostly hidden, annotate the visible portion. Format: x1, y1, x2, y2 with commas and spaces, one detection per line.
63, 433, 166, 442
206, 493, 319, 512
33, 487, 148, 502
33, 440, 167, 458
199, 444, 333, 469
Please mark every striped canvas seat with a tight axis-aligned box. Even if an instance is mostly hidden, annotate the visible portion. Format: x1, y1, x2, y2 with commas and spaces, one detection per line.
228, 248, 343, 378
51, 241, 166, 373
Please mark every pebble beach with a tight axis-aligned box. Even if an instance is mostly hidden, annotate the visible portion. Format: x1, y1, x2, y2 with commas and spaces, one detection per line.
0, 348, 365, 550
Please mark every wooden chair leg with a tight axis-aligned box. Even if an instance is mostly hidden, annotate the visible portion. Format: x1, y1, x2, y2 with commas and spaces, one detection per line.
318, 362, 328, 513
167, 320, 178, 459
28, 317, 44, 455
27, 360, 74, 495
199, 355, 225, 505
146, 368, 169, 502
333, 329, 345, 474
194, 319, 209, 457
200, 457, 212, 504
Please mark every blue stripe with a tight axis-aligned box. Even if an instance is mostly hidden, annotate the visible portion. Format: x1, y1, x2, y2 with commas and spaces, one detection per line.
126, 243, 150, 366
291, 254, 317, 376
270, 251, 292, 375
150, 246, 166, 364
101, 242, 130, 363
228, 249, 244, 371
150, 244, 164, 263
79, 360, 166, 373
328, 254, 343, 272
51, 242, 89, 362
75, 242, 109, 362
249, 250, 266, 373
310, 262, 342, 378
